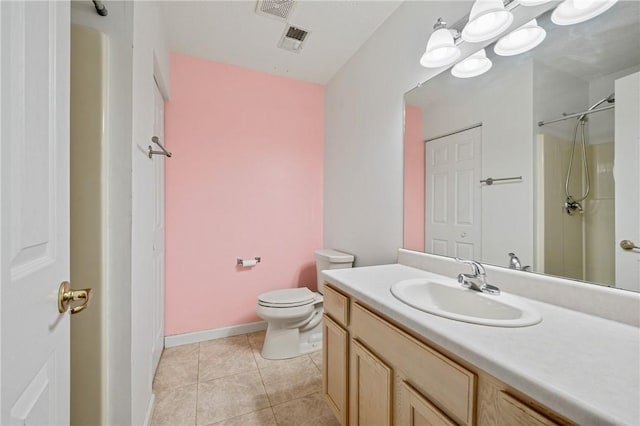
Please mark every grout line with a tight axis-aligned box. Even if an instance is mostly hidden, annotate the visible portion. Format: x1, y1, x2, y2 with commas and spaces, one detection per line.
256, 360, 273, 407
152, 355, 200, 395
154, 381, 199, 396
270, 390, 324, 410
197, 344, 260, 383
270, 406, 279, 426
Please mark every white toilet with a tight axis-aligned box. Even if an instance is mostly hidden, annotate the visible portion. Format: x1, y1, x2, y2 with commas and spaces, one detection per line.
256, 249, 354, 360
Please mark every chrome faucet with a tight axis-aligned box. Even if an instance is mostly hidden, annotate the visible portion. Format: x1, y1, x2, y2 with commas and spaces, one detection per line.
507, 252, 531, 271
508, 252, 522, 269
455, 258, 500, 295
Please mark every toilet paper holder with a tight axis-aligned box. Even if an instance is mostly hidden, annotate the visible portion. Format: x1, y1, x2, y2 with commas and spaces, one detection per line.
237, 257, 261, 266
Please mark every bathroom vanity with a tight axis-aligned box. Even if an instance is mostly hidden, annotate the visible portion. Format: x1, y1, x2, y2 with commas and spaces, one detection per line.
321, 251, 640, 426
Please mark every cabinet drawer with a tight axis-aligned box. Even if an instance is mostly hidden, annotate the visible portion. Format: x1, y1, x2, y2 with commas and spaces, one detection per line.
324, 285, 349, 326
497, 392, 560, 426
351, 303, 476, 426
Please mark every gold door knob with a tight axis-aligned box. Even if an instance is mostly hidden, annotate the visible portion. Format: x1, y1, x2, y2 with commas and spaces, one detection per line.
620, 240, 640, 251
58, 281, 93, 315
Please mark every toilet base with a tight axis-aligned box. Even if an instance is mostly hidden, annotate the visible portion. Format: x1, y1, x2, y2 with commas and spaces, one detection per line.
261, 317, 323, 360
299, 330, 322, 355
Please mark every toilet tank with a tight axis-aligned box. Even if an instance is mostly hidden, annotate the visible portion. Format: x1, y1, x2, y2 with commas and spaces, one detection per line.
314, 249, 354, 294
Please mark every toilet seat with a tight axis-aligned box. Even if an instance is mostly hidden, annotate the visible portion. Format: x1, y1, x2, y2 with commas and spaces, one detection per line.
258, 288, 316, 308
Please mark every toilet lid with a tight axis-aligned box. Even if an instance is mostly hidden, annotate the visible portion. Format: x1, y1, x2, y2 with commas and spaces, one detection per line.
258, 288, 315, 308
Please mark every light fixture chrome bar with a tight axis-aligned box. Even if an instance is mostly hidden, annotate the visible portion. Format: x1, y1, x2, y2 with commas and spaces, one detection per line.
148, 136, 172, 158
538, 104, 615, 127
480, 176, 522, 185
424, 123, 482, 143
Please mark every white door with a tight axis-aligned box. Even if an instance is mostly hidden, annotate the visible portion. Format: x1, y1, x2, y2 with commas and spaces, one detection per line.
425, 126, 482, 260
151, 81, 165, 372
614, 72, 640, 292
1, 1, 72, 424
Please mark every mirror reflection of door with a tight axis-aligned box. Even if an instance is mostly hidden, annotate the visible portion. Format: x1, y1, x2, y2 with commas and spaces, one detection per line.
425, 126, 482, 260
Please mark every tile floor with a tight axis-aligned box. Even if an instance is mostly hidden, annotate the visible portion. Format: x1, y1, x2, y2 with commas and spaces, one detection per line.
151, 331, 340, 426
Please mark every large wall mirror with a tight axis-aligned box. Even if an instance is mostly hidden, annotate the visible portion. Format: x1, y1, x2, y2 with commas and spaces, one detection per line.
404, 1, 640, 292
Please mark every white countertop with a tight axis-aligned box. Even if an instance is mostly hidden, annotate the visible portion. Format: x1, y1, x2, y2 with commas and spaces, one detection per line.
323, 264, 640, 426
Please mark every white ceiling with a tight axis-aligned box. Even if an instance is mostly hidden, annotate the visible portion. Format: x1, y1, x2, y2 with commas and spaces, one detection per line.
159, 0, 404, 84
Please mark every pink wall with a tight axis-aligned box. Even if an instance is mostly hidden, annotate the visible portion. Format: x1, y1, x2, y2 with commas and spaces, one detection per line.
165, 53, 324, 336
403, 105, 425, 251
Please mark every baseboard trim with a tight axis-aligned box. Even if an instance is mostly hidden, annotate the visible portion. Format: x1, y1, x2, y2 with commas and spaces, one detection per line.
164, 321, 268, 348
143, 393, 155, 426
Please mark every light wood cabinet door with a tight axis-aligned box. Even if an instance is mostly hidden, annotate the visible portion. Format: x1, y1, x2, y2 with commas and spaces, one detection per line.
323, 315, 349, 425
497, 392, 560, 426
401, 381, 456, 426
350, 340, 393, 426
351, 303, 476, 426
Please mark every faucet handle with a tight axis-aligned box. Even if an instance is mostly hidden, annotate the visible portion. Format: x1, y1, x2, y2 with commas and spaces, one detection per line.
455, 257, 486, 276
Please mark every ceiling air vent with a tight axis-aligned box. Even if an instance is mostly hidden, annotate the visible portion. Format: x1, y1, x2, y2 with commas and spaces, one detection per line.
278, 25, 310, 53
255, 0, 296, 22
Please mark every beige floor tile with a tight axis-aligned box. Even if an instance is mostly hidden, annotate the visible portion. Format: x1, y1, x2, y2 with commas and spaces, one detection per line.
197, 371, 270, 425
309, 350, 322, 371
199, 335, 257, 382
247, 330, 266, 350
272, 392, 340, 426
151, 384, 197, 426
259, 356, 322, 406
209, 407, 277, 426
153, 343, 200, 392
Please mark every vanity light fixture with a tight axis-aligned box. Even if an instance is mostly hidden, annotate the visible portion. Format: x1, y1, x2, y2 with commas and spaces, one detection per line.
494, 19, 546, 56
451, 49, 493, 78
461, 0, 514, 43
551, 0, 618, 25
420, 18, 461, 68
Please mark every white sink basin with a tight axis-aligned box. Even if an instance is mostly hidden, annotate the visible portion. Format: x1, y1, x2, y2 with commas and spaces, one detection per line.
390, 278, 542, 327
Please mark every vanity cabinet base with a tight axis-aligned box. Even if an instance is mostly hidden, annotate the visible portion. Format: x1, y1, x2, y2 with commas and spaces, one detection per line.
322, 284, 574, 426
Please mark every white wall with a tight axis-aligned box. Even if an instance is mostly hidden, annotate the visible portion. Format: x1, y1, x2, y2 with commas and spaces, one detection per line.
70, 2, 134, 424
324, 1, 472, 266
131, 2, 171, 425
